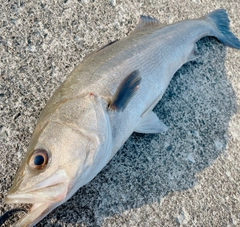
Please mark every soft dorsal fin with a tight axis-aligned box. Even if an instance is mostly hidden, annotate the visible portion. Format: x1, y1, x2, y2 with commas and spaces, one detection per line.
108, 70, 142, 111
135, 15, 160, 31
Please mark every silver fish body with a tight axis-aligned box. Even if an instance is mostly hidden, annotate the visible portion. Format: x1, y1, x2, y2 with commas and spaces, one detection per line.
4, 9, 240, 226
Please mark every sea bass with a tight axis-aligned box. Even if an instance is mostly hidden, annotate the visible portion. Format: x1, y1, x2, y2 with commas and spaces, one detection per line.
3, 9, 240, 227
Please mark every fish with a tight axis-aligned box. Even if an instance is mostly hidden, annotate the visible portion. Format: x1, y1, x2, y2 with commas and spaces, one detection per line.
3, 9, 240, 227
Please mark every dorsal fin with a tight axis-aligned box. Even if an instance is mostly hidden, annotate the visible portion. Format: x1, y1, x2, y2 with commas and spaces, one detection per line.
135, 15, 160, 31
97, 40, 118, 52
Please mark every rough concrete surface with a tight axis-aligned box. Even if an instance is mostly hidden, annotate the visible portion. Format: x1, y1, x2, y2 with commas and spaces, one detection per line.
0, 0, 240, 226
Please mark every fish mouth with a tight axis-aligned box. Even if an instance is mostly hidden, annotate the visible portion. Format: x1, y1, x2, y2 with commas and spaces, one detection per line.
2, 202, 59, 227
17, 203, 54, 227
4, 185, 68, 227
4, 169, 70, 226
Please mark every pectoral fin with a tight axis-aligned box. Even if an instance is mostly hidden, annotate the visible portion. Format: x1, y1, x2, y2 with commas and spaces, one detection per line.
135, 111, 168, 133
108, 70, 142, 111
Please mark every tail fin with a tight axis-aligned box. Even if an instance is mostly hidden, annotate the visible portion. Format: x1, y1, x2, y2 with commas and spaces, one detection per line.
206, 9, 240, 49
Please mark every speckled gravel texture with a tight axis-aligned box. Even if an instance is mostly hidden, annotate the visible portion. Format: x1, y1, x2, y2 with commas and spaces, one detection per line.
1, 1, 240, 226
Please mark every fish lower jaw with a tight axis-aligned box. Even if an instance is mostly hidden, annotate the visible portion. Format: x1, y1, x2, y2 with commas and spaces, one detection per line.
14, 203, 53, 227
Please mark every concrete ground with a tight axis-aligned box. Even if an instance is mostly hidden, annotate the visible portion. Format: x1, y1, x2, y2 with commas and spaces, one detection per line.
1, 0, 240, 226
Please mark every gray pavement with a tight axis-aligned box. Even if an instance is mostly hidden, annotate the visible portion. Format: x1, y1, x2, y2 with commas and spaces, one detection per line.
1, 1, 240, 226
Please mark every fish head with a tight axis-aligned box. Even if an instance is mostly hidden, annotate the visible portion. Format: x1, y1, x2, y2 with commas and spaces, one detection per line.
5, 94, 112, 226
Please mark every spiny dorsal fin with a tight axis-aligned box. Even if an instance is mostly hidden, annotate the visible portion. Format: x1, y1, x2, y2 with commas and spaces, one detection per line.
108, 70, 142, 111
97, 40, 118, 52
135, 15, 160, 31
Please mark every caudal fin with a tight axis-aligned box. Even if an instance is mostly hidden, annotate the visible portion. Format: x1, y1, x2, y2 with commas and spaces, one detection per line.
206, 9, 240, 49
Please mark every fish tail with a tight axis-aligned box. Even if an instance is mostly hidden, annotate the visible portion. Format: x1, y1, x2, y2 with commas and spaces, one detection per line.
206, 9, 240, 49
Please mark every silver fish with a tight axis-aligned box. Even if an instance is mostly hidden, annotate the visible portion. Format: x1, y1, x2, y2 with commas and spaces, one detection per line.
3, 9, 240, 227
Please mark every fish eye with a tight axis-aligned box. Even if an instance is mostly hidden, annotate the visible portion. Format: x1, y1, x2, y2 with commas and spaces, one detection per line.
28, 149, 49, 170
